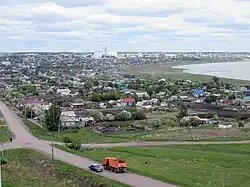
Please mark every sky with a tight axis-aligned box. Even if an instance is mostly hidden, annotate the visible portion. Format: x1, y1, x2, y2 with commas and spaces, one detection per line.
1, 0, 250, 52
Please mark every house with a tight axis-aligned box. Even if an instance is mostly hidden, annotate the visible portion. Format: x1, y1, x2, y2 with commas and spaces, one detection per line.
193, 89, 204, 97
71, 103, 85, 109
121, 98, 135, 107
193, 98, 205, 103
160, 102, 168, 107
18, 98, 48, 108
56, 88, 71, 96
243, 96, 250, 102
179, 95, 189, 102
60, 111, 79, 127
135, 92, 149, 98
169, 96, 178, 101
218, 99, 233, 107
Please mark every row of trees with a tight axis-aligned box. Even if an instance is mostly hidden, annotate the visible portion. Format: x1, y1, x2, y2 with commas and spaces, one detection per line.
90, 109, 147, 122
91, 91, 123, 102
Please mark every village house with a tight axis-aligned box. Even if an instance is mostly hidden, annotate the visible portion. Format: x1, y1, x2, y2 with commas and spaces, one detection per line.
56, 88, 71, 96
60, 111, 79, 127
120, 98, 135, 107
135, 92, 149, 98
193, 89, 204, 97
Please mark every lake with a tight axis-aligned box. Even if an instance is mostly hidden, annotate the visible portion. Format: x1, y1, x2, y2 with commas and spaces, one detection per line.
173, 61, 250, 81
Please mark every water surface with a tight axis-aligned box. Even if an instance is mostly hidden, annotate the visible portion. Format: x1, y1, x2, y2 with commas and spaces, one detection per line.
174, 61, 250, 80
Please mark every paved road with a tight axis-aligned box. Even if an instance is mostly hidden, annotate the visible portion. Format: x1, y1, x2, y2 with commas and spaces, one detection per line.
0, 102, 177, 187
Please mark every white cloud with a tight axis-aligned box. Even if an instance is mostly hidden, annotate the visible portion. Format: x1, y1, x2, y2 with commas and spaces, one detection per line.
0, 0, 249, 52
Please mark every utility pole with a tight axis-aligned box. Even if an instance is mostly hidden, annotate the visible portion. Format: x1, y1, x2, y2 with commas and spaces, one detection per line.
0, 143, 3, 187
51, 140, 54, 161
24, 106, 27, 117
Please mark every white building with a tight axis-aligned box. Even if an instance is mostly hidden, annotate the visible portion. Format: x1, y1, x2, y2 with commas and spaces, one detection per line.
91, 51, 105, 59
60, 111, 79, 127
56, 88, 71, 96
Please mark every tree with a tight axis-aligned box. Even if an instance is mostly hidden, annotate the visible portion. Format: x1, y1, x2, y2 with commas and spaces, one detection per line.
84, 80, 94, 90
146, 87, 153, 97
204, 95, 217, 103
212, 76, 220, 85
225, 83, 232, 90
90, 110, 104, 122
78, 88, 84, 97
228, 93, 236, 100
132, 110, 147, 120
238, 121, 245, 127
115, 110, 132, 121
233, 99, 244, 107
91, 93, 101, 102
23, 107, 35, 118
44, 104, 61, 131
188, 117, 200, 127
176, 104, 188, 119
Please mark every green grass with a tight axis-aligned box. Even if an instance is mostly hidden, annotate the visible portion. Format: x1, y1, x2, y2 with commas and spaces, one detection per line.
22, 118, 138, 143
56, 144, 250, 187
22, 118, 250, 143
0, 120, 10, 142
121, 63, 250, 85
2, 149, 130, 187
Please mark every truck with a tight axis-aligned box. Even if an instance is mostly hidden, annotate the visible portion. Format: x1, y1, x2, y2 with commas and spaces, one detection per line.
101, 157, 127, 173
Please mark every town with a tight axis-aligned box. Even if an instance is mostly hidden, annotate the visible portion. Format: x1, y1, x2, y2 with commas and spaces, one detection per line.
1, 52, 250, 187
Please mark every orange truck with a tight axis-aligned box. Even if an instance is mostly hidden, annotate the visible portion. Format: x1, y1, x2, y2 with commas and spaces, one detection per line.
101, 157, 127, 173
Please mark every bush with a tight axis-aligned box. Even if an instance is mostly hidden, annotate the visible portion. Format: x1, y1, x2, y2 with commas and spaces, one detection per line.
115, 110, 132, 121
66, 139, 81, 150
132, 110, 147, 120
90, 110, 104, 122
238, 121, 245, 127
0, 157, 8, 165
63, 136, 72, 144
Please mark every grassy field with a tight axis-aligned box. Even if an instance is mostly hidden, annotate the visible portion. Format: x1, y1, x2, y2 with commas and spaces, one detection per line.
22, 118, 250, 143
120, 63, 250, 85
0, 119, 9, 142
2, 149, 129, 187
22, 118, 139, 143
57, 144, 250, 187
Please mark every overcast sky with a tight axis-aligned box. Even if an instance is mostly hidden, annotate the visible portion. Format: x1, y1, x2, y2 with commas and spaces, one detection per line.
1, 0, 250, 52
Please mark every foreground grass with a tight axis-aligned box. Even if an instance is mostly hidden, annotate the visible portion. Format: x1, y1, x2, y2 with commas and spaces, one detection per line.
2, 149, 129, 187
0, 126, 10, 142
57, 144, 250, 187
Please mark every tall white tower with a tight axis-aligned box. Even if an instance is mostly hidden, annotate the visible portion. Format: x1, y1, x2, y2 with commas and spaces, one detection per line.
104, 46, 108, 57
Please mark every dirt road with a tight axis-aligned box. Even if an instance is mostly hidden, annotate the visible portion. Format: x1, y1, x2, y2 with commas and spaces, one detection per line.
0, 101, 177, 187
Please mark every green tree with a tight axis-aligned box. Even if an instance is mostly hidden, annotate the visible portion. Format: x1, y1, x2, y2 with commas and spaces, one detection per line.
44, 104, 61, 131
146, 87, 153, 97
238, 121, 244, 127
23, 107, 35, 118
84, 80, 94, 90
90, 110, 104, 122
91, 93, 101, 102
212, 76, 220, 85
176, 104, 188, 119
132, 110, 147, 120
204, 95, 217, 103
78, 88, 84, 97
228, 93, 236, 100
115, 110, 132, 121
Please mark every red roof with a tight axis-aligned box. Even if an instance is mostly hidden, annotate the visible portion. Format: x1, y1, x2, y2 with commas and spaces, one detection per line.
121, 98, 135, 103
